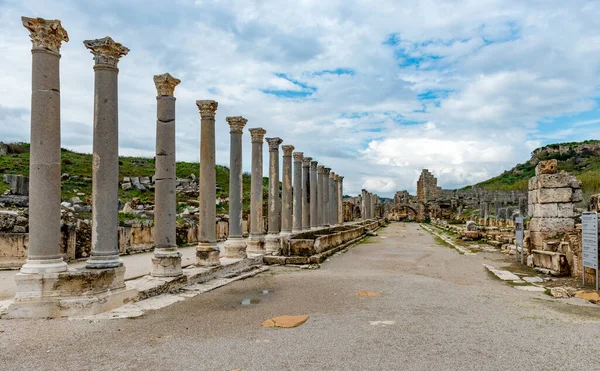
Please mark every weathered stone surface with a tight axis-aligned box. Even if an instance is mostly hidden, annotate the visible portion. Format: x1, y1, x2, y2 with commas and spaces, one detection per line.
466, 221, 476, 231
557, 203, 574, 218
532, 203, 558, 218
537, 188, 572, 204
550, 287, 571, 298
3, 174, 29, 196
537, 173, 571, 189
261, 315, 309, 328
528, 176, 538, 191
529, 217, 574, 232
535, 159, 557, 175
571, 189, 583, 203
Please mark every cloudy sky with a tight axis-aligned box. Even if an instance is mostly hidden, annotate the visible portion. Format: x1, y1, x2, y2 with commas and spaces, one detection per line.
1, 0, 599, 197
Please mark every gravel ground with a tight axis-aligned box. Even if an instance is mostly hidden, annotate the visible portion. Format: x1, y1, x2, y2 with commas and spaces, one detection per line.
1, 222, 599, 371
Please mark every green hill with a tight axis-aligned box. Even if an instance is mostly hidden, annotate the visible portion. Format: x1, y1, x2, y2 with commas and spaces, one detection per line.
0, 143, 267, 213
473, 140, 600, 200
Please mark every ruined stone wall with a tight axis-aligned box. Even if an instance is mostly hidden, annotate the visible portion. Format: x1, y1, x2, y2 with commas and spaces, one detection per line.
416, 169, 439, 202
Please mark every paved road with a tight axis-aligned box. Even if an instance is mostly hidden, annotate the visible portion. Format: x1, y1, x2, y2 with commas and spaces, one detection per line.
1, 222, 600, 370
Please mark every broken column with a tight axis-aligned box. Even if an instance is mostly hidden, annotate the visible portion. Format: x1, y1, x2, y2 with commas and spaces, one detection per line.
151, 73, 182, 277
292, 152, 303, 233
247, 128, 267, 254
17, 17, 69, 276
280, 145, 295, 235
302, 157, 312, 230
310, 160, 319, 229
196, 100, 220, 266
323, 168, 331, 226
265, 137, 283, 254
337, 175, 344, 224
223, 116, 248, 258
361, 189, 367, 220
85, 36, 129, 269
317, 165, 325, 227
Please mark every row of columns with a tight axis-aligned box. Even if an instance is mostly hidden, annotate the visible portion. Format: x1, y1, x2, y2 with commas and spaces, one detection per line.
361, 189, 380, 219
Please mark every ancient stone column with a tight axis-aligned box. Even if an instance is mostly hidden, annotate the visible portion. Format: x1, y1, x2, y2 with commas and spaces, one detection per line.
329, 172, 336, 225
223, 116, 248, 258
361, 189, 367, 220
19, 17, 69, 274
280, 145, 295, 235
265, 137, 283, 254
495, 200, 500, 219
317, 166, 325, 227
302, 157, 312, 230
247, 128, 267, 254
292, 152, 303, 233
310, 160, 319, 229
151, 73, 182, 276
337, 175, 343, 224
84, 36, 129, 269
323, 168, 331, 226
196, 100, 220, 266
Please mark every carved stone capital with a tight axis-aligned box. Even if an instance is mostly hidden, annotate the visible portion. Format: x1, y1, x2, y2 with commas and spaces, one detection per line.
22, 16, 69, 54
153, 73, 181, 96
249, 128, 267, 142
293, 152, 304, 161
324, 168, 331, 175
265, 137, 283, 151
196, 100, 218, 119
302, 157, 312, 166
83, 36, 129, 67
330, 171, 336, 179
338, 176, 344, 182
226, 116, 248, 133
310, 160, 318, 169
281, 145, 295, 156
334, 174, 339, 181
317, 165, 325, 174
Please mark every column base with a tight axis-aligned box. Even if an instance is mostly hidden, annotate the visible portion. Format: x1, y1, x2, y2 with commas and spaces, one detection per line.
264, 233, 281, 255
19, 258, 68, 274
196, 242, 221, 266
246, 234, 265, 256
5, 266, 136, 319
151, 250, 182, 277
223, 238, 247, 259
85, 254, 123, 269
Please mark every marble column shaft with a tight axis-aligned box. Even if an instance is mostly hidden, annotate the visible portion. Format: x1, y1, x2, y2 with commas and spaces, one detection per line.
281, 145, 295, 234
323, 168, 331, 226
196, 100, 220, 266
337, 176, 344, 224
292, 152, 303, 232
302, 157, 311, 230
265, 137, 283, 254
317, 166, 325, 227
223, 116, 248, 258
329, 172, 336, 225
20, 17, 69, 274
152, 73, 182, 276
85, 36, 129, 269
248, 128, 267, 254
310, 161, 318, 229
361, 190, 367, 220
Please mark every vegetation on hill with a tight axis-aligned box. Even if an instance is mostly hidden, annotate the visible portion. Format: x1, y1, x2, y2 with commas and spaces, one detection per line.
473, 140, 600, 201
0, 143, 268, 213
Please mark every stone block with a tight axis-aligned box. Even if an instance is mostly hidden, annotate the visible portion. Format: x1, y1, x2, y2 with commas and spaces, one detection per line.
557, 203, 574, 218
532, 203, 558, 218
535, 159, 557, 175
529, 217, 574, 233
528, 190, 538, 204
528, 176, 538, 191
531, 250, 569, 276
569, 178, 582, 189
537, 173, 571, 189
571, 189, 583, 203
537, 188, 572, 203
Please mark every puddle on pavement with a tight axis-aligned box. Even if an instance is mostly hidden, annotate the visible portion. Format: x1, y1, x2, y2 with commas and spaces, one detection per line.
240, 289, 272, 305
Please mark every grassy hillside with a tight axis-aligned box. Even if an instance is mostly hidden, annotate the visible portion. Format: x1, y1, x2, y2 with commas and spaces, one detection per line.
0, 143, 267, 212
473, 140, 600, 200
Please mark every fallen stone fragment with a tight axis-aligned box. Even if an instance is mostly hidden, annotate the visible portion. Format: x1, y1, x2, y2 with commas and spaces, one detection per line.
550, 287, 571, 298
575, 291, 600, 303
262, 315, 309, 328
356, 291, 380, 297
369, 320, 395, 326
523, 276, 544, 284
515, 286, 546, 292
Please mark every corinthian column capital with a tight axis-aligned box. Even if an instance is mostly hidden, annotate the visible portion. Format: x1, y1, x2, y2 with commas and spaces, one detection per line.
249, 128, 267, 142
153, 73, 181, 96
22, 16, 69, 54
302, 157, 312, 167
83, 36, 129, 67
281, 145, 295, 156
293, 152, 304, 161
265, 137, 283, 151
310, 160, 318, 169
317, 165, 325, 174
196, 100, 218, 118
226, 116, 248, 133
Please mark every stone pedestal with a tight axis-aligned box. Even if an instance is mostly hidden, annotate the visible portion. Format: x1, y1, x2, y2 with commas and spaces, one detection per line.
223, 116, 248, 258
151, 73, 182, 277
247, 128, 267, 254
292, 152, 303, 233
265, 137, 283, 254
196, 100, 220, 266
302, 157, 312, 230
85, 36, 129, 269
310, 161, 319, 229
281, 145, 295, 235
